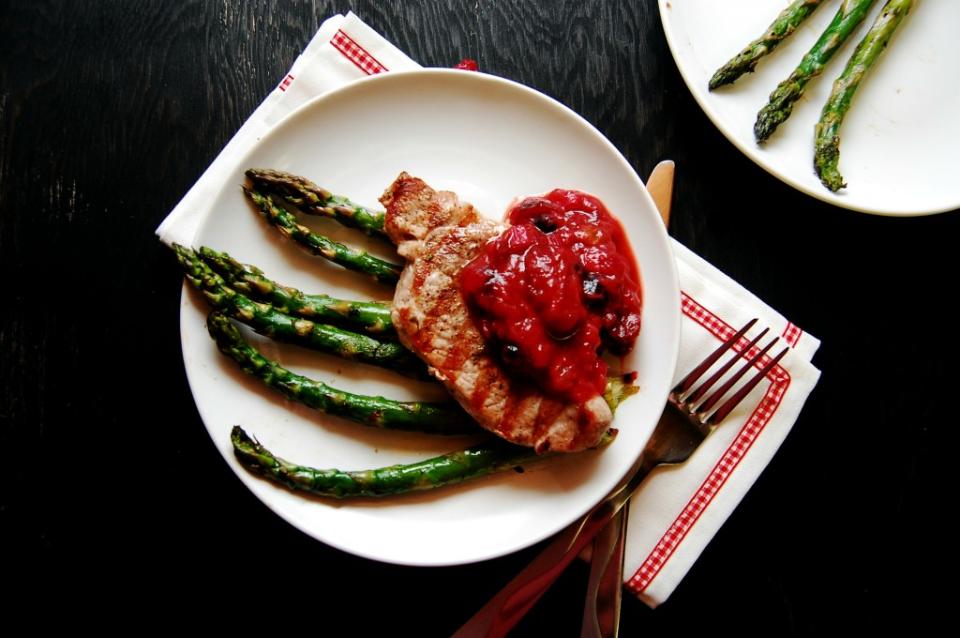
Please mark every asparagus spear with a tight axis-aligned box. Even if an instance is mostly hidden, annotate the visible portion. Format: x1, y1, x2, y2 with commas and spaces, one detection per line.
755, 0, 877, 143
232, 428, 529, 498
175, 245, 426, 378
709, 0, 828, 90
231, 377, 635, 498
246, 169, 388, 239
206, 310, 476, 435
244, 187, 402, 285
231, 425, 616, 499
814, 0, 913, 192
197, 246, 394, 335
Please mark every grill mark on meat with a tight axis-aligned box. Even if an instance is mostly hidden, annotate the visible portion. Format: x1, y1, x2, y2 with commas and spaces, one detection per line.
534, 398, 566, 448
380, 173, 613, 453
470, 366, 495, 417
499, 392, 524, 443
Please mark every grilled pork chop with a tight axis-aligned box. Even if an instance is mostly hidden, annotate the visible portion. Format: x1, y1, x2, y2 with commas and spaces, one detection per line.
380, 173, 613, 453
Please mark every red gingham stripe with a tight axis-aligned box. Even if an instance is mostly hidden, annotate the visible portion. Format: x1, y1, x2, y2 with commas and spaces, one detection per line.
278, 73, 295, 92
680, 293, 734, 342
626, 293, 792, 595
330, 29, 388, 75
782, 321, 803, 347
680, 293, 791, 375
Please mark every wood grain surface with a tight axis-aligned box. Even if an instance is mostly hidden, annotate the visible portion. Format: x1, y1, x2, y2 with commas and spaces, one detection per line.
1, 0, 953, 633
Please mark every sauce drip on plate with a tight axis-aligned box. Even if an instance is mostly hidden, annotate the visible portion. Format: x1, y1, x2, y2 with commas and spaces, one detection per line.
460, 189, 642, 404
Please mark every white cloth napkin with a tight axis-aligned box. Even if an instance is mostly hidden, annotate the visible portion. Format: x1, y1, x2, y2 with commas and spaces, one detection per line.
156, 12, 821, 607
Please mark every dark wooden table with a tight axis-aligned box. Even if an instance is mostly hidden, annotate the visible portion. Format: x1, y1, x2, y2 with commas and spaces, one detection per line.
2, 1, 952, 633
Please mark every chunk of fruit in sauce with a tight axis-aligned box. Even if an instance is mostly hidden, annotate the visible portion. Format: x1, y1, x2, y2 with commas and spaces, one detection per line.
460, 190, 642, 404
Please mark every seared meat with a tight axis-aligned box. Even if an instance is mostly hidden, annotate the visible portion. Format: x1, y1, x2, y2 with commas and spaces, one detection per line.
380, 173, 612, 453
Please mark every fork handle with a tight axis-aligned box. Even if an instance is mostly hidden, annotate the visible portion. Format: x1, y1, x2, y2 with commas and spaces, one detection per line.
453, 458, 656, 638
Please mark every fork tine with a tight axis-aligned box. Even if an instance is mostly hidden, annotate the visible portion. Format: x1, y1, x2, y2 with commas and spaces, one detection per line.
696, 336, 781, 416
705, 345, 789, 425
682, 327, 769, 406
672, 318, 757, 396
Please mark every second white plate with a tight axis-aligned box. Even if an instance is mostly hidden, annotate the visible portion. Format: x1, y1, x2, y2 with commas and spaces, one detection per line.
660, 0, 960, 216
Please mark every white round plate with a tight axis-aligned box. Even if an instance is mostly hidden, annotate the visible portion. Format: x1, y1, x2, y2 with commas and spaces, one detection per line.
659, 0, 960, 216
181, 69, 680, 566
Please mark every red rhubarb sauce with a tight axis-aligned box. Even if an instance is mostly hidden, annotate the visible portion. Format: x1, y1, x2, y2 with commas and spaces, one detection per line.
453, 58, 479, 71
460, 189, 642, 404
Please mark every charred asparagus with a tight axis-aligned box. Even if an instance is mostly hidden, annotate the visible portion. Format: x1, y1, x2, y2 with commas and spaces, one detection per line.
206, 310, 475, 434
246, 168, 388, 239
755, 0, 877, 143
231, 425, 615, 499
198, 246, 394, 335
709, 0, 828, 90
176, 245, 425, 378
814, 0, 914, 191
244, 187, 402, 285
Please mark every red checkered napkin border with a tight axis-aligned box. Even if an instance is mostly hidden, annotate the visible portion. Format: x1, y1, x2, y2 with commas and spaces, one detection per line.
331, 29, 389, 75
278, 28, 388, 92
626, 292, 798, 594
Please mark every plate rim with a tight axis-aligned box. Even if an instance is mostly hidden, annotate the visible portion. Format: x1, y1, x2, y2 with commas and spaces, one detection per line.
179, 68, 682, 566
658, 0, 959, 217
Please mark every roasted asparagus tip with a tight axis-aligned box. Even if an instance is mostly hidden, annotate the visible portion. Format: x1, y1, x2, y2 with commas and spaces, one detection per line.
246, 168, 388, 238
814, 133, 846, 192
813, 0, 914, 193
244, 186, 401, 285
231, 426, 271, 469
753, 0, 879, 143
708, 0, 828, 91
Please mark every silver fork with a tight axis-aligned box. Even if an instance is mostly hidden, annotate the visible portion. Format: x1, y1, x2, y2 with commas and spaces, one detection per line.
453, 318, 789, 637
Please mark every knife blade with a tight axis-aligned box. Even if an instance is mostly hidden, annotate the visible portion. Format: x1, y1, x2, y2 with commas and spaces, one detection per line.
647, 159, 675, 228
